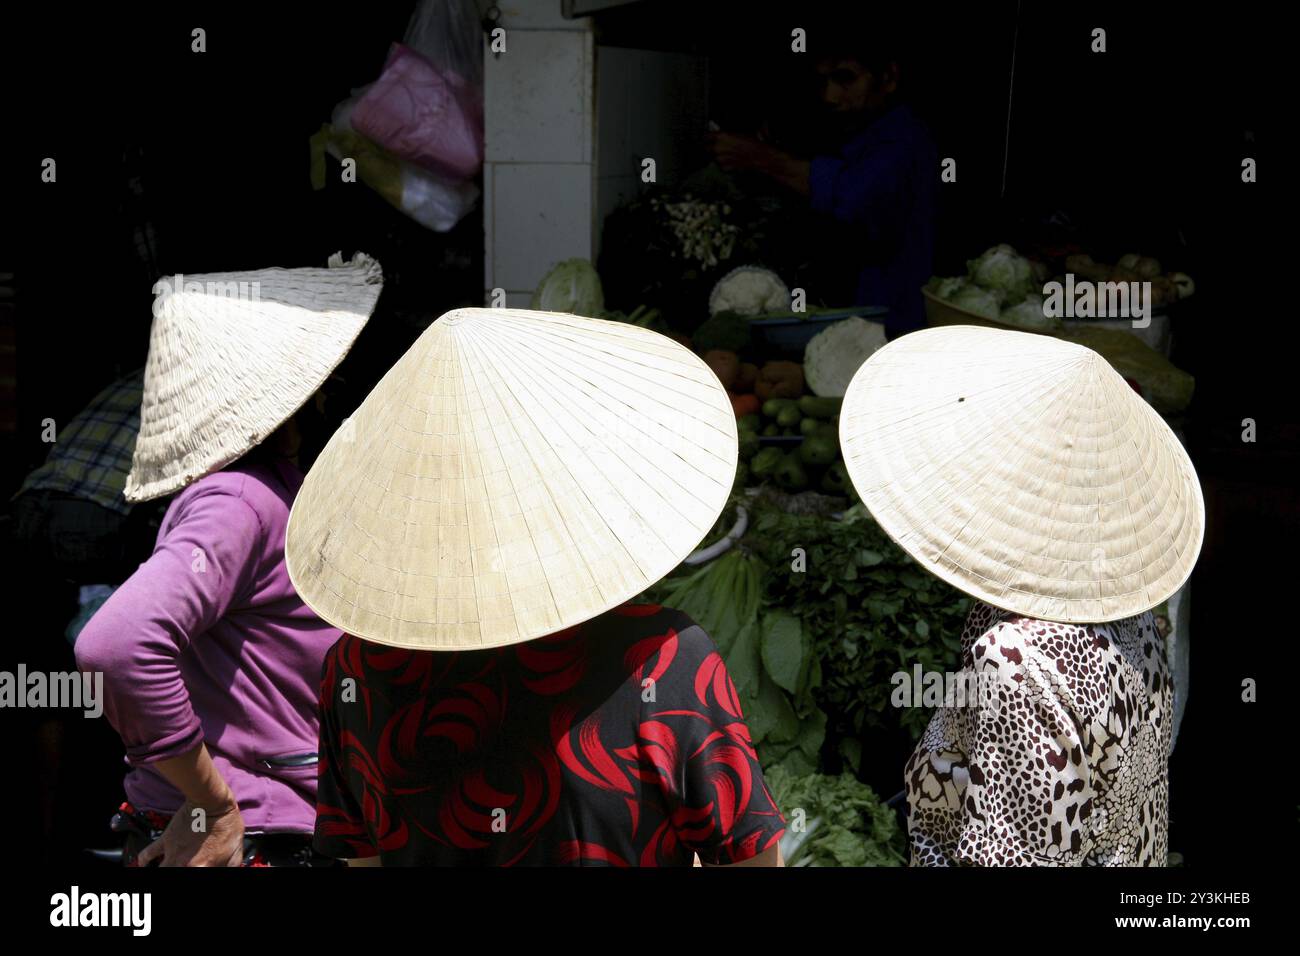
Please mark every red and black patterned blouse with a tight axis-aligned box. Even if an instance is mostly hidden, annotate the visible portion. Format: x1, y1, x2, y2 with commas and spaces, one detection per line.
314, 604, 786, 866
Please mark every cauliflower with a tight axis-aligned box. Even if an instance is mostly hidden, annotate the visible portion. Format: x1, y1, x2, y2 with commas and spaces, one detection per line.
709, 266, 789, 317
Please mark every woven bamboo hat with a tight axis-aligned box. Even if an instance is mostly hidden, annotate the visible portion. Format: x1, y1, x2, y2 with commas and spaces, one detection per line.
125, 253, 384, 502
839, 325, 1204, 623
285, 308, 738, 650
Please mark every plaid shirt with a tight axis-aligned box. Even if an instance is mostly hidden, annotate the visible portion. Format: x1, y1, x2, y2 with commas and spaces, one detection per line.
18, 369, 144, 514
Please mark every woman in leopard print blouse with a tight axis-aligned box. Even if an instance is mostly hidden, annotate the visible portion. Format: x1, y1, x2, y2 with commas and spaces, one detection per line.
904, 601, 1172, 866
838, 327, 1203, 868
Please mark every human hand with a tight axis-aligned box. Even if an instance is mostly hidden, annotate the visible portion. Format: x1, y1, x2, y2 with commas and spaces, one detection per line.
707, 131, 768, 172
136, 795, 245, 867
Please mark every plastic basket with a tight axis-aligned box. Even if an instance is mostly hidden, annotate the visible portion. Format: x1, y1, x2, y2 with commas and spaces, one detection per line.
921, 288, 1057, 335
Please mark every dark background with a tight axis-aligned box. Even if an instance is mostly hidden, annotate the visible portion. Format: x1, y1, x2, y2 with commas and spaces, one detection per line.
1, 1, 1288, 867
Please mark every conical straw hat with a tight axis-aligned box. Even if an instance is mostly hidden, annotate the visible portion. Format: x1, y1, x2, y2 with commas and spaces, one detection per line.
125, 252, 384, 502
839, 325, 1203, 623
286, 308, 738, 650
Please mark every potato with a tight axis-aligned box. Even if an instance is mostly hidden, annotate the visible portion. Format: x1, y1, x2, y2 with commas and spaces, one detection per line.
754, 360, 804, 400
735, 362, 759, 392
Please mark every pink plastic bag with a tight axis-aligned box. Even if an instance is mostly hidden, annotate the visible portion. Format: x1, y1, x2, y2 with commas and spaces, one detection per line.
351, 43, 483, 181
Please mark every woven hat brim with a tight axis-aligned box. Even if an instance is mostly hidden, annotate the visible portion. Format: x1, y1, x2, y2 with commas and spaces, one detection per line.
286, 308, 739, 650
839, 325, 1204, 623
124, 253, 383, 502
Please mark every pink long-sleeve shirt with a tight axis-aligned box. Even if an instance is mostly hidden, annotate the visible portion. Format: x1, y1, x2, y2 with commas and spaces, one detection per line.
74, 458, 340, 834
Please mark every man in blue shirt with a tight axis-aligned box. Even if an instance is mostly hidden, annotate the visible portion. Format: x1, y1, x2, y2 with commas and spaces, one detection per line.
708, 34, 937, 333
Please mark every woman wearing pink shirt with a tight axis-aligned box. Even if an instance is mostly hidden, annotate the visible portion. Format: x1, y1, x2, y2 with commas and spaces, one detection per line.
74, 253, 382, 866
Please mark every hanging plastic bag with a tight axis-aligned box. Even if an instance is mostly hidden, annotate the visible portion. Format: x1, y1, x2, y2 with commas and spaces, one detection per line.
351, 42, 483, 181
310, 0, 484, 232
402, 0, 484, 91
310, 123, 479, 233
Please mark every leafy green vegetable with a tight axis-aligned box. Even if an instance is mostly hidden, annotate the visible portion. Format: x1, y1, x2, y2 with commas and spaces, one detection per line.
531, 258, 605, 316
949, 285, 1002, 320
691, 309, 751, 352
928, 275, 968, 300
767, 765, 906, 867
999, 293, 1061, 332
760, 610, 804, 694
727, 622, 763, 698
645, 491, 969, 801
967, 243, 1035, 304
745, 504, 969, 746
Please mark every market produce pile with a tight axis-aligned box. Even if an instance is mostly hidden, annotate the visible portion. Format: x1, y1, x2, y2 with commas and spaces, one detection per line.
927, 243, 1197, 333
767, 765, 906, 867
692, 269, 887, 496
1062, 251, 1194, 308
925, 243, 1198, 413
926, 243, 1058, 331
644, 492, 972, 866
527, 250, 972, 868
740, 396, 849, 495
531, 199, 1205, 865
698, 335, 858, 495
529, 258, 680, 344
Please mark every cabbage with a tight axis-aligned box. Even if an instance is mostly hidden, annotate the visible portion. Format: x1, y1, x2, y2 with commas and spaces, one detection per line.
930, 275, 968, 300
804, 316, 888, 397
949, 285, 1002, 320
531, 258, 605, 316
967, 244, 1035, 304
998, 294, 1062, 332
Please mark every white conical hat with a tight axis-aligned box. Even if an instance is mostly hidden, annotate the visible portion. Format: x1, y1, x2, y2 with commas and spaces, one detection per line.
125, 253, 383, 502
286, 308, 738, 650
839, 325, 1204, 623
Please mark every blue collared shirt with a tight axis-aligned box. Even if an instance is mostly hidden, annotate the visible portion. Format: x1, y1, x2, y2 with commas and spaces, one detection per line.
808, 105, 938, 333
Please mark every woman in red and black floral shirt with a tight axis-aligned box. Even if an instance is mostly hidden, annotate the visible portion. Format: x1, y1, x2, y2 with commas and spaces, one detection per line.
314, 604, 786, 866
287, 308, 785, 867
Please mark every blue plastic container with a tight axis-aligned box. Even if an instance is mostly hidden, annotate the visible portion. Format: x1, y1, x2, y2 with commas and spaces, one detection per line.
749, 306, 889, 352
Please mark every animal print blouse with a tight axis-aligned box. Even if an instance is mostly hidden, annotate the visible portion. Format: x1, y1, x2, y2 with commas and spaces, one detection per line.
905, 601, 1171, 866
